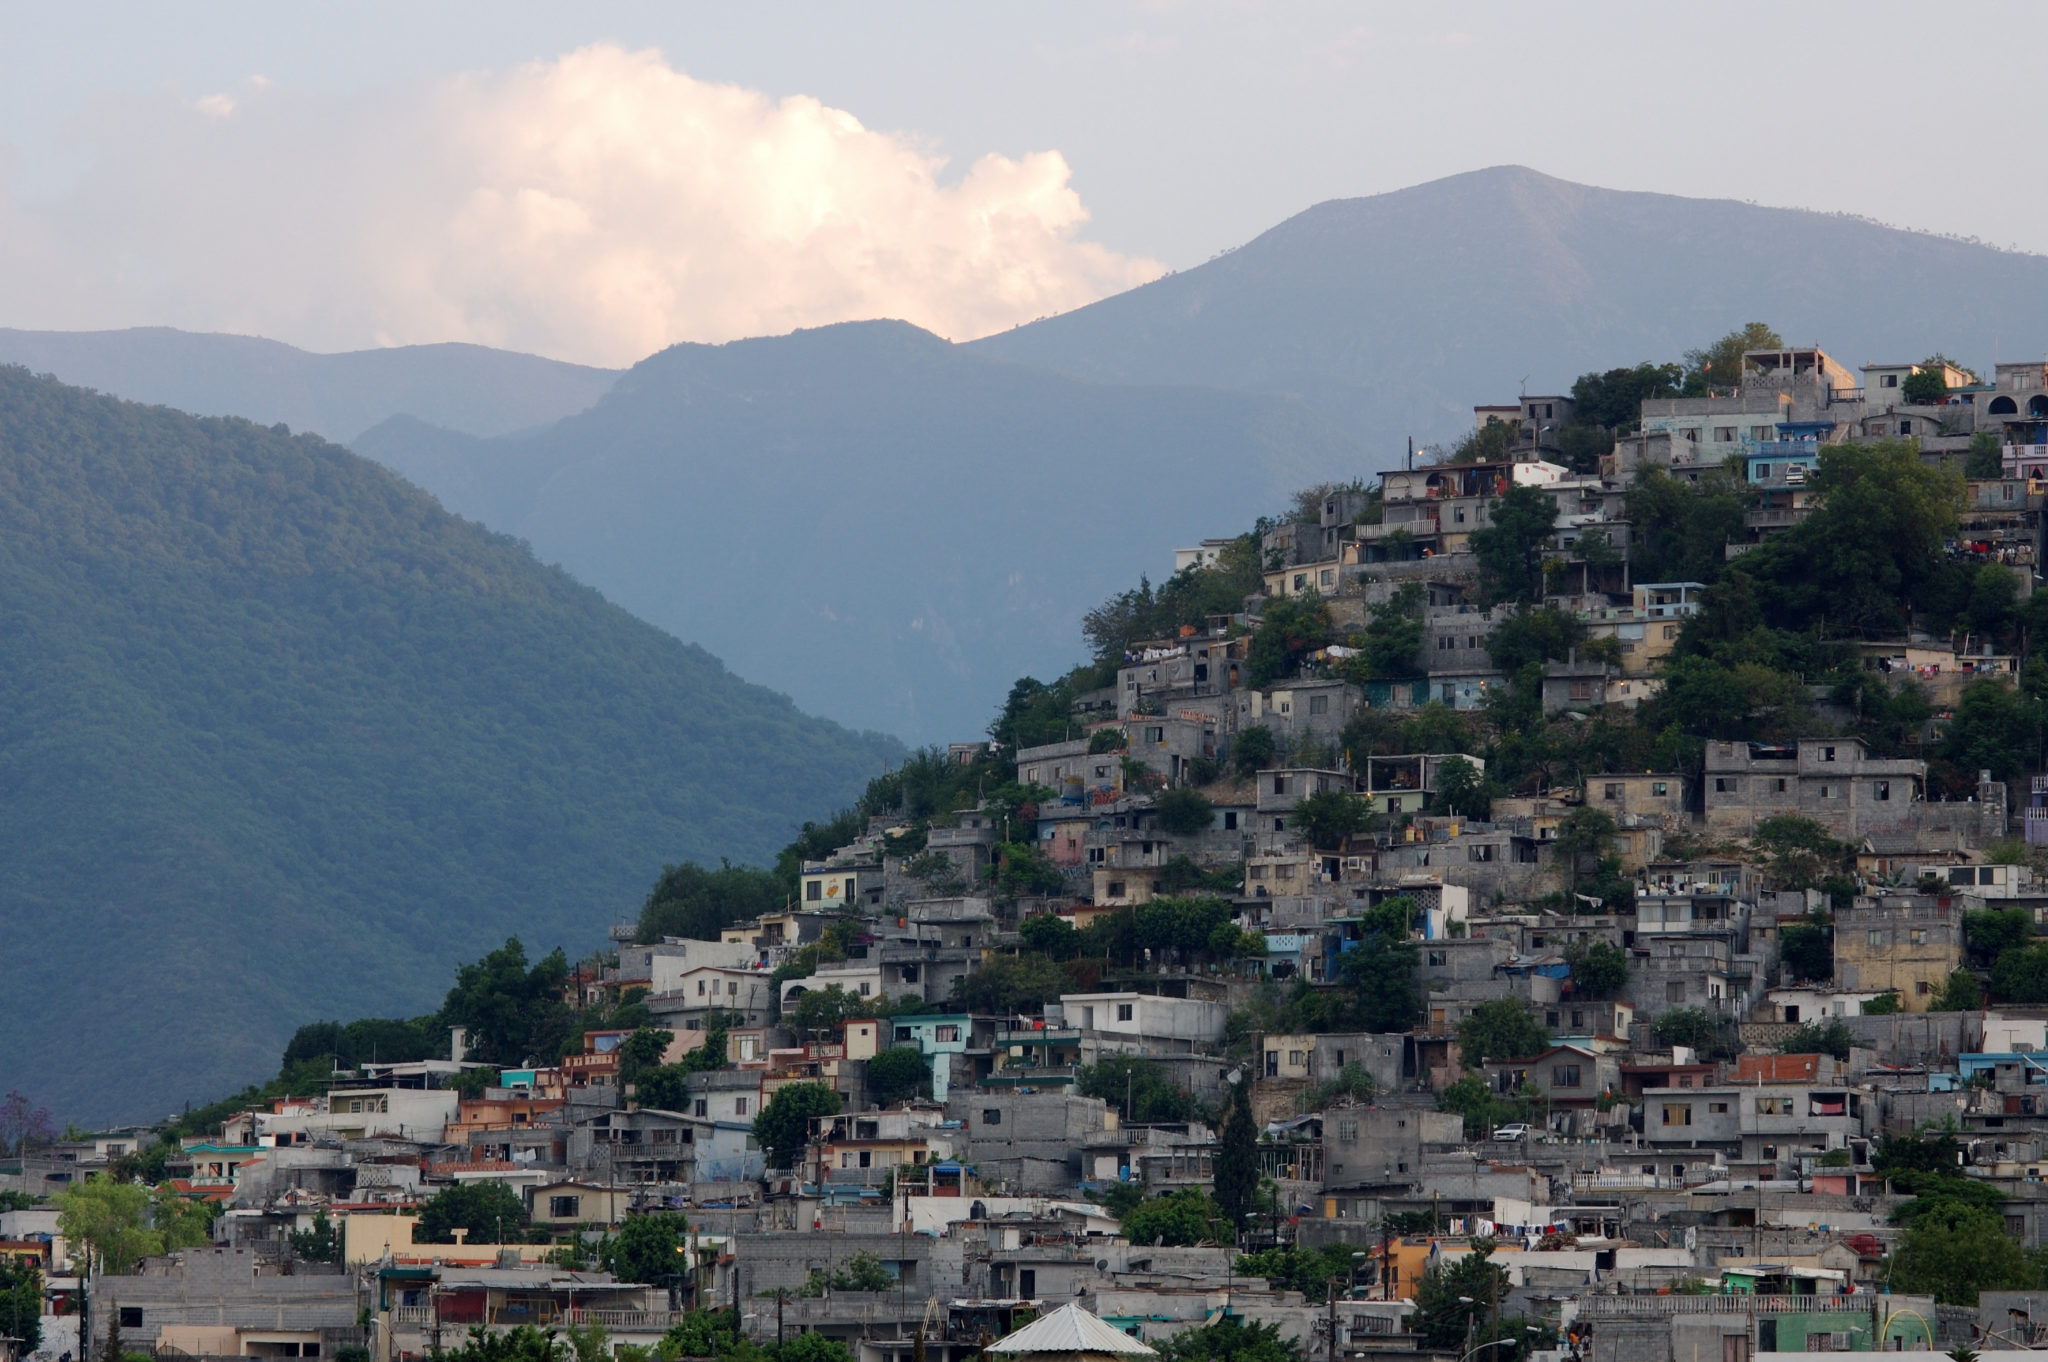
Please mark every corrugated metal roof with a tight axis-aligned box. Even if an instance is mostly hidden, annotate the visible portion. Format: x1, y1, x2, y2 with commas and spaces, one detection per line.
988, 1304, 1157, 1357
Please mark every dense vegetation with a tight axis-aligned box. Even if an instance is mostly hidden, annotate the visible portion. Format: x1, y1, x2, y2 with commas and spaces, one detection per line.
0, 367, 900, 1124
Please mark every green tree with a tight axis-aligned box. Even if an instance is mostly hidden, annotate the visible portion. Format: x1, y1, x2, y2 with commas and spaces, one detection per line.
1965, 430, 2005, 480
1942, 679, 2041, 783
1471, 484, 1557, 606
1017, 912, 1080, 960
1887, 1201, 2043, 1305
1234, 725, 1277, 777
1336, 898, 1421, 1033
1686, 323, 1782, 390
1430, 755, 1488, 818
659, 1310, 742, 1360
289, 1210, 340, 1263
1412, 1243, 1513, 1351
1485, 606, 1585, 674
1967, 906, 2037, 965
1154, 1317, 1302, 1362
419, 1182, 529, 1244
1778, 913, 1835, 984
1570, 362, 1686, 431
1566, 940, 1628, 998
1248, 593, 1333, 686
635, 862, 788, 944
1214, 1090, 1257, 1233
1779, 1019, 1854, 1061
1652, 1008, 1733, 1057
1154, 787, 1215, 835
1088, 727, 1128, 754
1458, 1000, 1550, 1068
1991, 944, 2048, 1004
866, 1048, 930, 1107
1119, 1189, 1233, 1247
777, 1335, 854, 1362
0, 1259, 41, 1354
153, 1188, 218, 1252
1931, 969, 1984, 1012
991, 841, 1066, 898
947, 953, 1065, 1014
1552, 807, 1617, 893
1288, 790, 1374, 850
1626, 468, 1745, 586
1901, 364, 1950, 406
600, 1213, 689, 1285
752, 1082, 842, 1170
441, 938, 574, 1067
55, 1176, 158, 1275
617, 1028, 674, 1092
1078, 1055, 1193, 1123
1357, 583, 1426, 679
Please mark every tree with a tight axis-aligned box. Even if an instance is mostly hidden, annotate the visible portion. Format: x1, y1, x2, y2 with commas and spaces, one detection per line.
1778, 913, 1835, 984
1566, 940, 1629, 998
441, 938, 574, 1067
1471, 484, 1557, 606
1079, 1055, 1193, 1123
1966, 430, 2005, 480
1931, 968, 1984, 1012
1288, 790, 1374, 850
1553, 808, 1617, 894
660, 1310, 743, 1360
1017, 912, 1080, 960
866, 1048, 930, 1107
600, 1212, 688, 1285
991, 841, 1066, 898
1991, 944, 2048, 1004
1088, 727, 1128, 754
1233, 725, 1276, 777
1686, 323, 1782, 390
56, 1176, 158, 1275
778, 1335, 854, 1362
1248, 593, 1333, 686
1118, 1189, 1233, 1247
1412, 1243, 1513, 1351
0, 1091, 57, 1158
1570, 363, 1686, 431
1887, 1201, 2043, 1305
1431, 755, 1488, 818
418, 1182, 528, 1244
1215, 1090, 1257, 1233
1458, 1000, 1550, 1068
289, 1210, 340, 1263
1154, 787, 1215, 835
153, 1188, 218, 1252
1942, 679, 2041, 783
1357, 583, 1425, 680
1902, 364, 1950, 406
1779, 1019, 1853, 1061
947, 953, 1065, 1014
617, 1028, 674, 1093
1653, 1008, 1733, 1057
1485, 606, 1585, 675
1154, 1317, 1302, 1362
0, 1259, 40, 1354
635, 862, 787, 944
752, 1082, 842, 1170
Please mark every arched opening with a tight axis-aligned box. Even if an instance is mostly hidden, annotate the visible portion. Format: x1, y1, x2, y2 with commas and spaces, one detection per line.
1990, 395, 2018, 415
2028, 395, 2048, 417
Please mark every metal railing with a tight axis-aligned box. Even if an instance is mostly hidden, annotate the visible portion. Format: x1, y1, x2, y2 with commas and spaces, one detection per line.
1579, 1293, 1878, 1317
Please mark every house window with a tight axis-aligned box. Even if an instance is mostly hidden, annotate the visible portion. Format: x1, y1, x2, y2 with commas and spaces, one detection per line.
1883, 374, 1898, 388
1910, 929, 1926, 946
1427, 950, 1447, 966
1553, 1064, 1582, 1088
1752, 424, 1775, 438
1319, 570, 1335, 588
1277, 864, 1296, 880
1603, 784, 1620, 801
1665, 982, 1685, 1003
1652, 782, 1668, 796
1468, 845, 1495, 863
694, 1100, 708, 1117
807, 882, 822, 901
1223, 811, 1238, 830
1755, 1097, 1792, 1115
1310, 694, 1329, 715
1661, 1104, 1691, 1127
119, 1310, 143, 1330
550, 1195, 581, 1218
858, 1151, 873, 1168
1273, 776, 1288, 795
1900, 420, 1913, 435
1107, 880, 1125, 897
1145, 726, 1164, 744
1917, 979, 1933, 995
734, 1097, 749, 1116
858, 982, 871, 996
1875, 781, 1891, 801
1710, 1101, 1728, 1114
1569, 681, 1592, 700
1772, 778, 1788, 793
698, 980, 708, 996
937, 1025, 960, 1042
1822, 746, 1837, 761
1714, 778, 1739, 793
1117, 1003, 1134, 1021
1868, 929, 1885, 947
1437, 636, 1456, 650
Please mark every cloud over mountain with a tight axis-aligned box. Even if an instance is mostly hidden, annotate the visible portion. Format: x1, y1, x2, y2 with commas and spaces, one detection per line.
0, 45, 1159, 365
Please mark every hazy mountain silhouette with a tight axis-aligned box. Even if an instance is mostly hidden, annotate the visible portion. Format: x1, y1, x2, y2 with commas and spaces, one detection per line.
0, 367, 900, 1124
973, 165, 2048, 449
354, 321, 1356, 743
0, 326, 618, 442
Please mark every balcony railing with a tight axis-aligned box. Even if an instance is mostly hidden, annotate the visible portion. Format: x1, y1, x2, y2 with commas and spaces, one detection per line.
1578, 1293, 1880, 1318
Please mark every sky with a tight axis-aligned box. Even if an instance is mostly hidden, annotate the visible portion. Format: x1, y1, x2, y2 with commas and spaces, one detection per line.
1, 1, 2042, 367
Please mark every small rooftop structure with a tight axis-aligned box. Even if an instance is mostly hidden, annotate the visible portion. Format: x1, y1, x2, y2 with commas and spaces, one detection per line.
989, 1304, 1157, 1360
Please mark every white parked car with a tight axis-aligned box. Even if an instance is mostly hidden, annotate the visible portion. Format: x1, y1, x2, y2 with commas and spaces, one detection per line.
1491, 1123, 1531, 1142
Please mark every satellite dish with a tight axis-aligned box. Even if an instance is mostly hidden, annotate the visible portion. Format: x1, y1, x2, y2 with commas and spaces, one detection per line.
1095, 1260, 1109, 1273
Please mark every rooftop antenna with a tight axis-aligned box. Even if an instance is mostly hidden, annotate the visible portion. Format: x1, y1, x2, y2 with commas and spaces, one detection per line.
1406, 436, 1414, 472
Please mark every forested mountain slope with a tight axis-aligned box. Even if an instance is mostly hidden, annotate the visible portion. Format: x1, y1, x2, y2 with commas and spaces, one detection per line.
0, 369, 900, 1123
0, 327, 618, 442
973, 166, 2048, 446
353, 319, 1359, 744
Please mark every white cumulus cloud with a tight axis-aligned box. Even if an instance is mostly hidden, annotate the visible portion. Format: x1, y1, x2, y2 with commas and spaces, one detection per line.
0, 45, 1162, 365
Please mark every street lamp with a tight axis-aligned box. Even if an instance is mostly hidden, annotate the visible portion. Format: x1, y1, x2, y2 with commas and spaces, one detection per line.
1455, 1326, 1540, 1362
